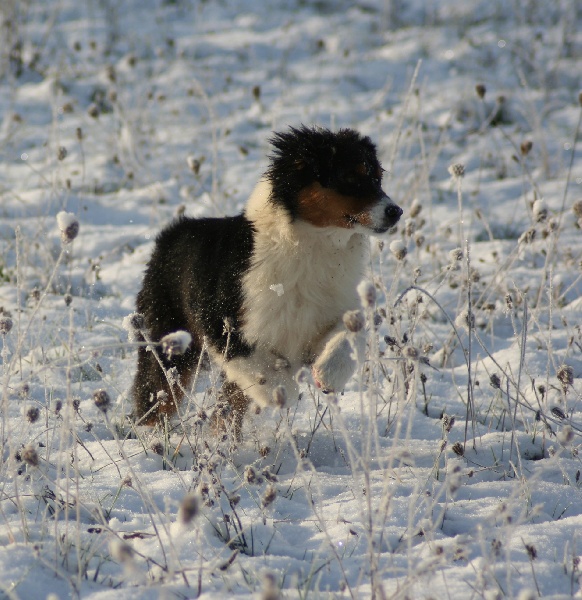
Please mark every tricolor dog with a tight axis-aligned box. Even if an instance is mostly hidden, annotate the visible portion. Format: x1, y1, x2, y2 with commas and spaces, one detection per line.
131, 125, 402, 432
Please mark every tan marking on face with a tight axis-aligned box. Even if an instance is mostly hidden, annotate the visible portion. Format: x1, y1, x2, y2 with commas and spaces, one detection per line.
297, 182, 376, 229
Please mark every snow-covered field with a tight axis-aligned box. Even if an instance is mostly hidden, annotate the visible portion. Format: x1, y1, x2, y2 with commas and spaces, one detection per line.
1, 1, 581, 598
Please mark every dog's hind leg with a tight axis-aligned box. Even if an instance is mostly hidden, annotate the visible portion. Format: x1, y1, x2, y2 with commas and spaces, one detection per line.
210, 380, 250, 440
132, 338, 199, 425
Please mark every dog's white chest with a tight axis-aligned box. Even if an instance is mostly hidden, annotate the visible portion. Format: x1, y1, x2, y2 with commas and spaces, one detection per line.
241, 224, 366, 363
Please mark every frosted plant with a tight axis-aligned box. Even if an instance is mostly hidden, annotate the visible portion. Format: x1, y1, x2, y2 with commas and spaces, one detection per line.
161, 331, 192, 357
56, 211, 79, 244
389, 239, 407, 261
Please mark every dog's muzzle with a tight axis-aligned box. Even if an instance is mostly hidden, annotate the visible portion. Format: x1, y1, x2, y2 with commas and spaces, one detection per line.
373, 197, 403, 233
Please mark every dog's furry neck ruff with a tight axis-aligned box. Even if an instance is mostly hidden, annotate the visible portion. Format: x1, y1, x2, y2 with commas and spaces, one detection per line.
241, 179, 367, 363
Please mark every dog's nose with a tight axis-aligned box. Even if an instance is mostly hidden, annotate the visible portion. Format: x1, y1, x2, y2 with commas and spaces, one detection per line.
385, 203, 403, 224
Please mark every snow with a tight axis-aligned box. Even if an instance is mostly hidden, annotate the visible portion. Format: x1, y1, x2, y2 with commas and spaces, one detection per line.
0, 0, 581, 598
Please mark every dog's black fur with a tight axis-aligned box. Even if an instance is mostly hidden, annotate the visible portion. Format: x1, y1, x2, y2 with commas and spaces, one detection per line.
133, 216, 255, 422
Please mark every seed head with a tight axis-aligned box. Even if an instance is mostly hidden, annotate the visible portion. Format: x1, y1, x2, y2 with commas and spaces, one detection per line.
572, 200, 582, 218
179, 493, 200, 525
389, 239, 407, 261
404, 218, 416, 237
448, 163, 465, 180
558, 424, 574, 446
448, 247, 463, 262
409, 198, 422, 218
557, 364, 574, 391
295, 366, 310, 384
187, 156, 201, 174
93, 388, 112, 413
454, 309, 475, 333
57, 146, 68, 161
489, 373, 501, 389
106, 64, 116, 83
525, 544, 537, 561
22, 444, 39, 467
157, 390, 169, 406
272, 385, 287, 408
262, 467, 278, 483
110, 540, 134, 564
0, 316, 13, 335
475, 83, 486, 99
532, 199, 547, 223
151, 441, 164, 455
442, 414, 455, 432
452, 442, 464, 456
384, 335, 397, 348
244, 466, 258, 484
161, 330, 192, 357
447, 465, 463, 496
518, 227, 536, 244
357, 280, 376, 307
261, 572, 280, 600
87, 103, 99, 118
56, 211, 79, 244
122, 312, 144, 342
520, 140, 533, 156
343, 309, 365, 333
403, 345, 419, 360
25, 405, 40, 423
261, 484, 277, 508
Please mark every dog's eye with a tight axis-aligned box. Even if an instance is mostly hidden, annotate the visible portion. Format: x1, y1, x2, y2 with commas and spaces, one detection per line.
345, 175, 357, 184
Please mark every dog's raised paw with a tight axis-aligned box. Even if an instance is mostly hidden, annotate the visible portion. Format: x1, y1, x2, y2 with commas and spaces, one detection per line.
312, 335, 355, 393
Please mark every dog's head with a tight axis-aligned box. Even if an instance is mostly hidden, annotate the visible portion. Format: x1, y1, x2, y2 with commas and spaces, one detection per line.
266, 125, 402, 234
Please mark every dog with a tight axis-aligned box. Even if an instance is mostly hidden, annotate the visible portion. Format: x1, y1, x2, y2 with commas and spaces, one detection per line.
131, 125, 402, 432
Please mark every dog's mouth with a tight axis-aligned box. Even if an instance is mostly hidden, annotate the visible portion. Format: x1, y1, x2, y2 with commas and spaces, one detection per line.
343, 199, 402, 233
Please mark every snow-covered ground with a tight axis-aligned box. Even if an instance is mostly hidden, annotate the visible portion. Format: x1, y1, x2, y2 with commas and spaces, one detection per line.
1, 1, 581, 598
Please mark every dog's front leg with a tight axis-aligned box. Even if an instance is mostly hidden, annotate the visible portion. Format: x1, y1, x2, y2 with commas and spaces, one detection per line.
311, 325, 365, 394
222, 350, 300, 409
